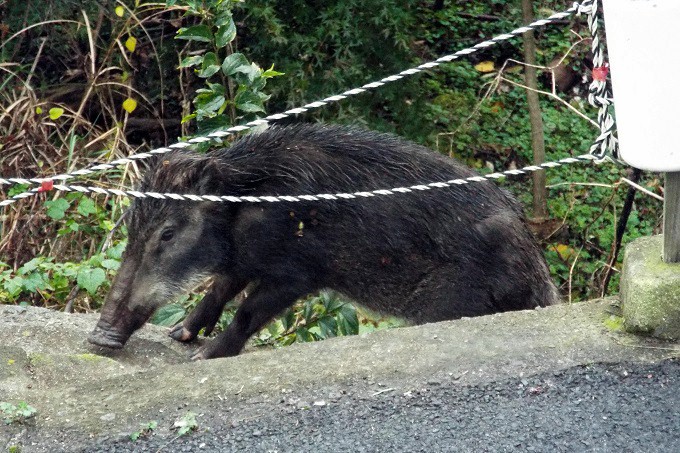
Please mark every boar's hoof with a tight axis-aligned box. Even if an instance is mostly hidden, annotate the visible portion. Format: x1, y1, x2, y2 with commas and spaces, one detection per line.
88, 329, 125, 349
169, 324, 196, 342
190, 341, 236, 360
190, 348, 208, 361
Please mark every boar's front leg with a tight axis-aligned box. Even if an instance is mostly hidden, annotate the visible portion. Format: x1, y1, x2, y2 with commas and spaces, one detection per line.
190, 280, 308, 360
169, 275, 248, 343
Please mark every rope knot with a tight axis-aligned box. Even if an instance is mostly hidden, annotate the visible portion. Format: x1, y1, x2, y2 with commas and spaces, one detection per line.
575, 0, 595, 17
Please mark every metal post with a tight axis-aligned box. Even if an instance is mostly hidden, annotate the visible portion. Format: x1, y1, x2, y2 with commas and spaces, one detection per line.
663, 172, 680, 263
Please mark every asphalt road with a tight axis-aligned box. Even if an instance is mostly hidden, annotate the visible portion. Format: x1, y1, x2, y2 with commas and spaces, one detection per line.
84, 358, 679, 453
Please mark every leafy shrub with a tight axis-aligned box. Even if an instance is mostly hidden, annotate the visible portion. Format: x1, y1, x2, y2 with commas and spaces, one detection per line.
0, 242, 124, 307
1, 401, 37, 425
151, 290, 362, 348
173, 411, 198, 437
169, 0, 283, 135
130, 421, 158, 442
251, 291, 360, 347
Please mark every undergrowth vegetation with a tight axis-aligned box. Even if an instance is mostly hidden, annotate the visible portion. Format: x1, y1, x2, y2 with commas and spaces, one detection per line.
0, 401, 37, 425
0, 1, 663, 347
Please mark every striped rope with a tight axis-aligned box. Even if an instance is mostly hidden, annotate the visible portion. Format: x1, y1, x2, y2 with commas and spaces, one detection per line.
584, 0, 619, 161
0, 0, 594, 202
0, 155, 597, 207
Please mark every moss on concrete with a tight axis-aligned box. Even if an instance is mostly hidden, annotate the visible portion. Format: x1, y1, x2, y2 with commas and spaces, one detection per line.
27, 353, 53, 367
621, 235, 680, 340
603, 314, 624, 332
0, 348, 27, 380
70, 353, 112, 363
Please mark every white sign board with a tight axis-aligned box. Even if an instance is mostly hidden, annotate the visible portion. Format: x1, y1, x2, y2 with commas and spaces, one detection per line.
603, 0, 680, 171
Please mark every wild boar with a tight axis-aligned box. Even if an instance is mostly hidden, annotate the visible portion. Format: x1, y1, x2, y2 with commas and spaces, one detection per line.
88, 124, 558, 359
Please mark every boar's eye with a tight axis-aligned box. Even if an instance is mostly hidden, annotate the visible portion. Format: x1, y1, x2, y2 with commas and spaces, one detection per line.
160, 229, 175, 242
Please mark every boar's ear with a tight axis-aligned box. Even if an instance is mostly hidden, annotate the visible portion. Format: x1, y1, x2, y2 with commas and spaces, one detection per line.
195, 158, 229, 195
197, 159, 265, 196
146, 154, 228, 195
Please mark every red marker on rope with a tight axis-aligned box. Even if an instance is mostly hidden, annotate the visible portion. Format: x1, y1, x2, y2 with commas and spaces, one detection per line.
592, 65, 609, 82
38, 180, 54, 192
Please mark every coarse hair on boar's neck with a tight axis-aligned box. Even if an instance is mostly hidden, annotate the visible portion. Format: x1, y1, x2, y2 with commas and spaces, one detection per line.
89, 123, 559, 360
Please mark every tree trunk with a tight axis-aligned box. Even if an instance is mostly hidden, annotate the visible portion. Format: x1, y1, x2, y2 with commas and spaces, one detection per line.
521, 0, 548, 220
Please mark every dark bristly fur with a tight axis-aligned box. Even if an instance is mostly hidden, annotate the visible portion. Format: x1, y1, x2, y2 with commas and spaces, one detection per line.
89, 124, 558, 359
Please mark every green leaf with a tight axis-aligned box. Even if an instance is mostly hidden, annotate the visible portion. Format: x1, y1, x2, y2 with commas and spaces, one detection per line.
318, 316, 338, 338
105, 242, 126, 260
101, 259, 120, 271
215, 19, 236, 48
295, 326, 314, 342
181, 113, 197, 124
174, 412, 198, 436
8, 184, 29, 197
23, 273, 50, 292
303, 300, 315, 323
48, 107, 64, 120
66, 220, 79, 232
19, 257, 43, 274
318, 291, 337, 311
76, 197, 97, 216
131, 420, 158, 441
215, 10, 233, 27
44, 199, 70, 220
176, 25, 212, 43
194, 90, 225, 113
5, 277, 24, 296
205, 82, 226, 95
100, 219, 114, 231
281, 309, 295, 332
180, 55, 203, 68
338, 305, 359, 335
15, 402, 36, 419
221, 53, 250, 76
50, 273, 69, 291
77, 267, 106, 295
198, 52, 220, 78
262, 64, 284, 78
233, 64, 261, 85
249, 76, 267, 92
196, 115, 231, 134
235, 90, 266, 113
87, 254, 103, 267
60, 263, 79, 278
151, 304, 186, 327
267, 320, 284, 338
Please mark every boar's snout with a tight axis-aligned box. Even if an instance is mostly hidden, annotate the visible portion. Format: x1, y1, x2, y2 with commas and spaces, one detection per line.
89, 256, 160, 350
88, 320, 131, 350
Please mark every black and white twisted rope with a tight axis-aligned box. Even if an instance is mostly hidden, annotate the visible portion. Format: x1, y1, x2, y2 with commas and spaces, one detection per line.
0, 155, 597, 207
583, 0, 619, 161
0, 0, 594, 200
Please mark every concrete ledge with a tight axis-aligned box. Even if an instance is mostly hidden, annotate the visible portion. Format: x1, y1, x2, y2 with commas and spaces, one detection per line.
621, 235, 680, 339
1, 298, 679, 445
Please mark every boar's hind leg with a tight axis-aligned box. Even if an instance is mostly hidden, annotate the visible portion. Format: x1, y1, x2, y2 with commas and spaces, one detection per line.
190, 281, 307, 360
169, 276, 248, 343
